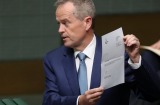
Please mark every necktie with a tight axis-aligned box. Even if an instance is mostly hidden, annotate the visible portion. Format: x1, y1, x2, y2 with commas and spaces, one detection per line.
77, 53, 88, 94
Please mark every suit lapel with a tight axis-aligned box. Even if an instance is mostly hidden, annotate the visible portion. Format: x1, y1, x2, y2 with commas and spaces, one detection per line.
90, 36, 102, 89
62, 36, 102, 93
62, 48, 80, 95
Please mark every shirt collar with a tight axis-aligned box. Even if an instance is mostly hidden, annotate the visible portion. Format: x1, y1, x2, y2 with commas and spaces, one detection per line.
74, 35, 96, 59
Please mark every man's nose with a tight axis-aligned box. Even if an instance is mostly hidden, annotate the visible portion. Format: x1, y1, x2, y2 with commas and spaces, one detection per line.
58, 24, 65, 34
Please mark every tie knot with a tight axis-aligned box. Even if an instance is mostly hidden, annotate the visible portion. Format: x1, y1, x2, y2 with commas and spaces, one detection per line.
77, 53, 86, 61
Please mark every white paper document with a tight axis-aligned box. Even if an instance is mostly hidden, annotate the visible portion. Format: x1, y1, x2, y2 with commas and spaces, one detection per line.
101, 27, 125, 89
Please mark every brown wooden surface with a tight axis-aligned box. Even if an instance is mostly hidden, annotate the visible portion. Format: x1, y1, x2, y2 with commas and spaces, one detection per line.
0, 59, 45, 95
94, 13, 160, 46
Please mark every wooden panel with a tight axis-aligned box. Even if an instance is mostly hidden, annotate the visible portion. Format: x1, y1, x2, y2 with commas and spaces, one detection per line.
94, 13, 160, 46
0, 60, 45, 95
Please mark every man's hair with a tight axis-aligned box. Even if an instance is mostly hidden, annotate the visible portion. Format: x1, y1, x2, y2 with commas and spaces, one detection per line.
55, 0, 96, 21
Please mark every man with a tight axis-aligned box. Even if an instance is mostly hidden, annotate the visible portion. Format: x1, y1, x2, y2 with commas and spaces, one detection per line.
42, 0, 160, 105
130, 40, 160, 105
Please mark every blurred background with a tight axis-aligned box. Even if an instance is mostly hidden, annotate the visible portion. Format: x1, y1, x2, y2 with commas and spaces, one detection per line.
0, 0, 160, 105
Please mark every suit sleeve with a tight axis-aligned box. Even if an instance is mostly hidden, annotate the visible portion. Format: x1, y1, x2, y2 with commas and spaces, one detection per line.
42, 56, 78, 105
125, 53, 160, 102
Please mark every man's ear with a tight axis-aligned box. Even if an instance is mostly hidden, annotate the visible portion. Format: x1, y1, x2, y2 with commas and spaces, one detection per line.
84, 16, 92, 31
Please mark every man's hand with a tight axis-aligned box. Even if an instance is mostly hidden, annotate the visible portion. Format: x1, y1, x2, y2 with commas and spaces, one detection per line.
124, 34, 140, 63
78, 87, 104, 105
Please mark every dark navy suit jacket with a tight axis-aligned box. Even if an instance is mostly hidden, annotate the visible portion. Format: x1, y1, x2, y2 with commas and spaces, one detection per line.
142, 50, 160, 78
43, 36, 160, 105
130, 50, 160, 105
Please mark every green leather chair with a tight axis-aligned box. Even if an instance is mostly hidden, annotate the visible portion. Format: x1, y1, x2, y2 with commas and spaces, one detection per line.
0, 98, 27, 105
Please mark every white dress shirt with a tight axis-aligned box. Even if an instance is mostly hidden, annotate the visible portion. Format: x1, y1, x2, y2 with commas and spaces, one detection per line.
75, 35, 141, 105
74, 35, 96, 90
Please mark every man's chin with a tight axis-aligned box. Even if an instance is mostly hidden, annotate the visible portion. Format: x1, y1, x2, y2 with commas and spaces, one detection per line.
64, 43, 77, 49
64, 43, 72, 47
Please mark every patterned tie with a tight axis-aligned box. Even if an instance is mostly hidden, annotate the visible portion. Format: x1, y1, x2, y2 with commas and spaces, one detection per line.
77, 52, 88, 94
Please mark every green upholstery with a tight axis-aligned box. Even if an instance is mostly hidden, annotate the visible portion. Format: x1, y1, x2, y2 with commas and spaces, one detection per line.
1, 99, 16, 105
13, 98, 27, 105
1, 98, 27, 105
0, 100, 5, 105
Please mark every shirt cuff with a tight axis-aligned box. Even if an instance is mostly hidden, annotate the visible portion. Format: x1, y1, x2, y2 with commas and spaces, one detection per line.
128, 56, 142, 69
77, 96, 80, 105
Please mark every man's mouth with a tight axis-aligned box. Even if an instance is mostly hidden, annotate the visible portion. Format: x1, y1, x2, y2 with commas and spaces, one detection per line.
62, 36, 68, 41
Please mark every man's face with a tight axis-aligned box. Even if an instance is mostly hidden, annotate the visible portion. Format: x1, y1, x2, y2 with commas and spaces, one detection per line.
56, 2, 88, 50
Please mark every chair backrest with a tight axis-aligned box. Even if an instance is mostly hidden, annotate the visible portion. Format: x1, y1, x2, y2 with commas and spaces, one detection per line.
0, 98, 27, 105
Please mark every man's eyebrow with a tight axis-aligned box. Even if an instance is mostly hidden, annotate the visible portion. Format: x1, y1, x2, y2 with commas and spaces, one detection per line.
58, 18, 70, 23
